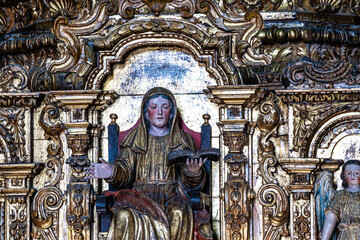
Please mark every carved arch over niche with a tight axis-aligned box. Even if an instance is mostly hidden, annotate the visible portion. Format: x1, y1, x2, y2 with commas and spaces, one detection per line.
48, 0, 271, 90
85, 21, 236, 89
293, 102, 360, 157
308, 111, 360, 159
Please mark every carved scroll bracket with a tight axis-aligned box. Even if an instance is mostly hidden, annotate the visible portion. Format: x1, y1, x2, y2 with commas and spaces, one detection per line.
0, 163, 43, 240
255, 91, 291, 239
279, 158, 343, 240
43, 90, 118, 240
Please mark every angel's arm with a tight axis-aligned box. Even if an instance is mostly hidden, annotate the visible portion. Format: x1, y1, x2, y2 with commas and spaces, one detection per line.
321, 211, 338, 240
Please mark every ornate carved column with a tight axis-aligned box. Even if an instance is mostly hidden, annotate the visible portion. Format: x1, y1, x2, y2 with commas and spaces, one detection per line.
0, 93, 43, 240
206, 86, 263, 240
279, 158, 343, 240
46, 90, 118, 240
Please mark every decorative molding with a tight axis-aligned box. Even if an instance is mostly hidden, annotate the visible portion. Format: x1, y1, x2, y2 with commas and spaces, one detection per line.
308, 112, 360, 158
0, 64, 29, 92
8, 196, 27, 240
38, 99, 65, 186
259, 27, 360, 45
292, 103, 334, 152
44, 90, 117, 240
276, 89, 360, 103
279, 158, 343, 240
31, 96, 65, 240
0, 93, 42, 107
256, 92, 290, 239
0, 202, 4, 240
0, 34, 57, 55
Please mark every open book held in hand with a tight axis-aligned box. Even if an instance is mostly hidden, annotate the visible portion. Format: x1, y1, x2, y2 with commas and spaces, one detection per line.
167, 148, 221, 166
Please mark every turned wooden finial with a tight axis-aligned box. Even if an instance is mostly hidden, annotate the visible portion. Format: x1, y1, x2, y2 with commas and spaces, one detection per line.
202, 114, 210, 125
110, 114, 118, 124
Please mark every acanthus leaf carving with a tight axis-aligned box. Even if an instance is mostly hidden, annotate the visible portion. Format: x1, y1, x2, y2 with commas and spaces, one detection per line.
0, 107, 27, 163
49, 0, 270, 82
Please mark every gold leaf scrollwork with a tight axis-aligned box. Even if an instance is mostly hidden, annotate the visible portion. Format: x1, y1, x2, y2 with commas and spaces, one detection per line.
38, 100, 65, 186
258, 183, 289, 239
0, 64, 29, 92
257, 92, 280, 183
286, 60, 359, 87
31, 187, 64, 239
49, 0, 117, 73
292, 103, 334, 153
236, 11, 272, 67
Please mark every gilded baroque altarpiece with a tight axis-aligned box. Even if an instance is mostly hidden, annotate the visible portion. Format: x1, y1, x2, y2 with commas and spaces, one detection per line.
0, 0, 360, 239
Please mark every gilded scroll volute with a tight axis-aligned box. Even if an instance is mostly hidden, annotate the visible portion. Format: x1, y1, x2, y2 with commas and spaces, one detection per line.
256, 92, 290, 239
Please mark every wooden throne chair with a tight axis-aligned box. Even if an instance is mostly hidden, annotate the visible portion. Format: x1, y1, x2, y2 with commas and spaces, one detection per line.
96, 113, 214, 239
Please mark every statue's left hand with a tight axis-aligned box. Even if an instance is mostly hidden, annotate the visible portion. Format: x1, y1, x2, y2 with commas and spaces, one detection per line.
185, 158, 207, 176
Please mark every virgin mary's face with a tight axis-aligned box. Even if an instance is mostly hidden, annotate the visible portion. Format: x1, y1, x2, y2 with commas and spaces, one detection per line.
344, 164, 360, 187
146, 96, 171, 129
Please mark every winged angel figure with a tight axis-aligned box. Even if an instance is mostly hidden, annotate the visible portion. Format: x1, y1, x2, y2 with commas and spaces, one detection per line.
314, 160, 360, 240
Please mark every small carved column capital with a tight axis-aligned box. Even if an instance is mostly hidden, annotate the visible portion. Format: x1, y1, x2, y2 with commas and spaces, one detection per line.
279, 158, 343, 240
223, 131, 249, 154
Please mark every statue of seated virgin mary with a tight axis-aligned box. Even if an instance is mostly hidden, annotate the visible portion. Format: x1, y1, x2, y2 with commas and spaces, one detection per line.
85, 87, 210, 240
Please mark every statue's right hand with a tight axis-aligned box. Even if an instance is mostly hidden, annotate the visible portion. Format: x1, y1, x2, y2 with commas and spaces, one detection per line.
84, 158, 114, 179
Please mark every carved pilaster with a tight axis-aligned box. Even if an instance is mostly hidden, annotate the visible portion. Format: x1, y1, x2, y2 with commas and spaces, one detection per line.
0, 163, 43, 240
279, 158, 343, 240
223, 154, 255, 240
46, 90, 118, 240
206, 85, 266, 240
